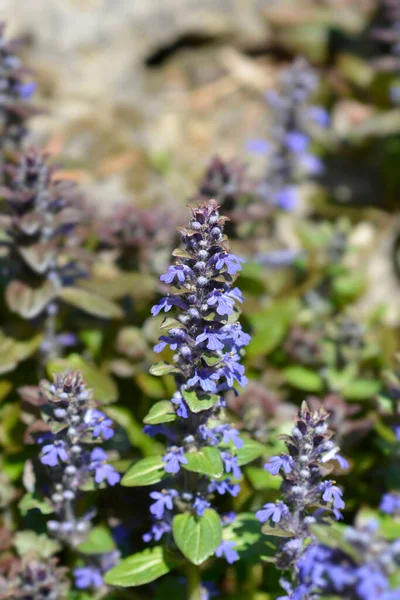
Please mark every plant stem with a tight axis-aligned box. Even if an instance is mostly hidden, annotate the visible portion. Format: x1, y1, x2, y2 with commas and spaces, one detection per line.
186, 563, 202, 600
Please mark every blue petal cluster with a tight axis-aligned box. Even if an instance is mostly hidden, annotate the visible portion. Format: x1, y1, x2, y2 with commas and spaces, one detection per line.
0, 22, 37, 156
256, 401, 347, 596
37, 371, 120, 589
144, 199, 249, 562
293, 520, 400, 599
248, 58, 328, 211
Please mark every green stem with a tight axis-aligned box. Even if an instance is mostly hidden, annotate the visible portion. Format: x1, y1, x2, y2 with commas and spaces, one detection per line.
186, 563, 202, 600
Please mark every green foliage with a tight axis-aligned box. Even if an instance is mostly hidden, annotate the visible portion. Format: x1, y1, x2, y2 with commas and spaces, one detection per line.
77, 526, 116, 554
283, 366, 324, 392
183, 447, 224, 478
104, 546, 177, 587
172, 509, 222, 565
122, 456, 166, 487
58, 287, 124, 319
236, 438, 268, 466
143, 400, 177, 425
247, 299, 299, 359
182, 390, 219, 413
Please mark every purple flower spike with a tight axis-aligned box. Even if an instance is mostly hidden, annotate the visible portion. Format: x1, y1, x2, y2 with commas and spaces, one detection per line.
215, 540, 239, 564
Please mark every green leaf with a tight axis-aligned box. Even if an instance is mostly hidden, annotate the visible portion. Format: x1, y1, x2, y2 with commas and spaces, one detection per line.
223, 513, 261, 549
77, 526, 116, 555
6, 280, 56, 318
122, 456, 165, 487
343, 379, 381, 401
332, 275, 365, 306
18, 493, 54, 516
236, 438, 268, 467
283, 366, 324, 392
47, 354, 118, 404
59, 287, 123, 318
172, 509, 222, 565
245, 466, 281, 490
261, 522, 294, 538
183, 447, 223, 478
104, 546, 176, 587
0, 332, 43, 375
14, 531, 61, 558
247, 299, 299, 359
150, 362, 180, 377
183, 390, 219, 413
143, 401, 176, 425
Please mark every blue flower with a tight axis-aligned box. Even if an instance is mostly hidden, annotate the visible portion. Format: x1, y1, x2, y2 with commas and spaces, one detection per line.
227, 287, 243, 303
208, 479, 240, 497
74, 566, 103, 589
306, 105, 330, 127
211, 252, 244, 275
160, 264, 193, 284
149, 489, 178, 519
187, 368, 219, 393
90, 448, 120, 486
256, 501, 289, 524
193, 495, 211, 516
196, 329, 225, 351
171, 393, 189, 419
265, 455, 293, 475
163, 446, 188, 474
199, 425, 219, 445
319, 481, 345, 511
275, 186, 298, 211
218, 354, 248, 388
221, 452, 242, 480
285, 131, 309, 153
151, 295, 188, 316
143, 520, 171, 542
16, 81, 37, 100
215, 540, 239, 564
207, 290, 235, 316
41, 440, 68, 467
380, 493, 400, 515
221, 511, 236, 526
220, 323, 251, 348
214, 425, 243, 449
85, 409, 114, 440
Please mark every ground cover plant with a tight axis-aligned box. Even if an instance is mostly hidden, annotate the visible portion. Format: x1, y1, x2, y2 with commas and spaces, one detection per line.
0, 2, 399, 598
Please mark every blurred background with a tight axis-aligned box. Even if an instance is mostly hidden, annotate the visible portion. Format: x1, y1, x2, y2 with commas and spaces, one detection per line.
2, 0, 399, 326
